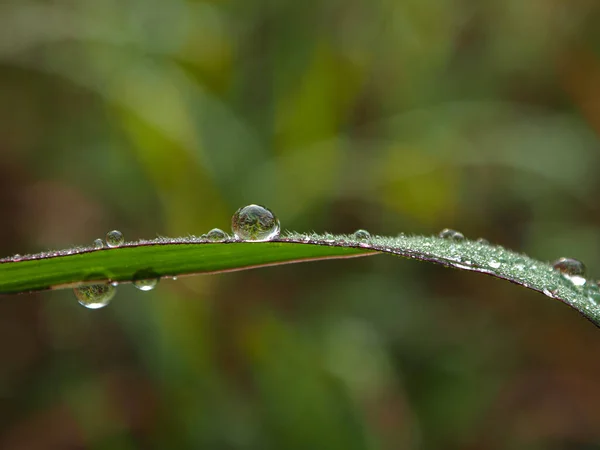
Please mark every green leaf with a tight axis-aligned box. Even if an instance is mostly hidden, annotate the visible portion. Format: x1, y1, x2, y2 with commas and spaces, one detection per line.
1, 232, 599, 328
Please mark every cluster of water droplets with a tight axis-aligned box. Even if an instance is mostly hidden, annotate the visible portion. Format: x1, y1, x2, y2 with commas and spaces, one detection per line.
66, 212, 600, 317
74, 204, 284, 309
551, 257, 600, 305
75, 229, 162, 309
434, 228, 600, 308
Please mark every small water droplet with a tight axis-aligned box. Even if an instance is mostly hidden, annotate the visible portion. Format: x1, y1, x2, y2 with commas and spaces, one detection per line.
74, 283, 116, 309
552, 257, 586, 277
231, 204, 280, 242
489, 260, 501, 269
93, 238, 104, 249
106, 230, 124, 248
172, 276, 178, 281
439, 228, 465, 241
132, 269, 159, 291
13, 254, 22, 261
543, 287, 559, 299
111, 281, 119, 287
352, 229, 370, 240
476, 238, 490, 245
206, 228, 227, 242
133, 278, 158, 291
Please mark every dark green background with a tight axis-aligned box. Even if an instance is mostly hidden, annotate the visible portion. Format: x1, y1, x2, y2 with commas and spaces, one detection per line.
2, 0, 600, 448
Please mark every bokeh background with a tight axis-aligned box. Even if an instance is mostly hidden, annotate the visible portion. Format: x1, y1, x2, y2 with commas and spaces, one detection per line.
2, 0, 600, 449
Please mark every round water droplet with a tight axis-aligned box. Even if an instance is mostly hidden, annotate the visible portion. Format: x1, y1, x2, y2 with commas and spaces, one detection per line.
439, 228, 465, 240
106, 230, 124, 248
206, 228, 227, 242
488, 260, 501, 269
74, 283, 116, 309
93, 238, 104, 249
231, 204, 280, 242
352, 229, 370, 240
132, 269, 159, 292
552, 257, 586, 277
133, 278, 158, 292
13, 254, 22, 261
476, 238, 490, 245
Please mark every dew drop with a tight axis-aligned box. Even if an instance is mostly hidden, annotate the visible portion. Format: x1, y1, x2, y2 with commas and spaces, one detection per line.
206, 228, 227, 242
489, 260, 501, 269
476, 238, 490, 245
542, 287, 559, 299
231, 204, 280, 241
552, 257, 586, 277
352, 229, 371, 241
106, 230, 124, 248
93, 238, 105, 249
13, 254, 22, 261
133, 278, 158, 291
132, 269, 159, 291
74, 283, 116, 309
439, 228, 465, 241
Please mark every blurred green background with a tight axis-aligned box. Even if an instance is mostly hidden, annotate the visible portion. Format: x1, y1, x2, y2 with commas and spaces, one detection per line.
2, 0, 600, 449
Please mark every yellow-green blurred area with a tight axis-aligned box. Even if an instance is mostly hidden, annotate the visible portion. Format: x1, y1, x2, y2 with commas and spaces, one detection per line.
3, 0, 600, 448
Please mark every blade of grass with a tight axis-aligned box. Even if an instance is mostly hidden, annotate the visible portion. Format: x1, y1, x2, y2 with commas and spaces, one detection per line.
1, 232, 599, 328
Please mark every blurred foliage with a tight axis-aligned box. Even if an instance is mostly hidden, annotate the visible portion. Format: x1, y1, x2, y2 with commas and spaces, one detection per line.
2, 0, 600, 448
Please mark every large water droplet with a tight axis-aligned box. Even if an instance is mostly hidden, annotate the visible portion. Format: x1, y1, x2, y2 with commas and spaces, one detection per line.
74, 283, 116, 309
552, 257, 586, 277
352, 229, 370, 241
93, 238, 105, 249
106, 230, 124, 248
206, 228, 227, 242
231, 204, 280, 241
439, 228, 465, 241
